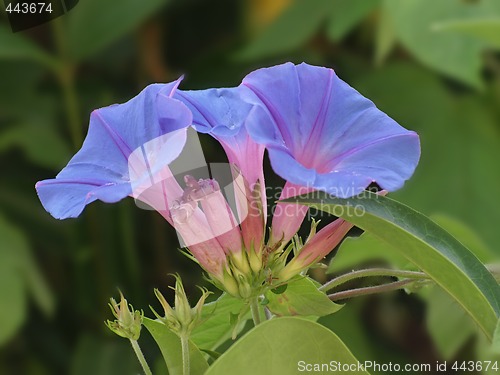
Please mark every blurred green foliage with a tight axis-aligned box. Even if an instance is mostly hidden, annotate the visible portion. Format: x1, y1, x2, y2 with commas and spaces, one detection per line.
1, 0, 500, 373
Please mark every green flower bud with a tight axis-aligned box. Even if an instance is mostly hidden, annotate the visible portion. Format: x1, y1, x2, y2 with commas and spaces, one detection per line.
105, 291, 142, 341
153, 275, 211, 336
221, 267, 240, 297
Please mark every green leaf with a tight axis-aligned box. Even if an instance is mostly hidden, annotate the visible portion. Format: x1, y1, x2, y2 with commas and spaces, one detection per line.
265, 277, 343, 317
330, 213, 494, 274
0, 25, 59, 70
283, 191, 500, 340
191, 294, 249, 351
142, 318, 209, 375
383, 0, 487, 88
67, 0, 169, 60
0, 268, 25, 346
70, 335, 140, 375
237, 0, 331, 61
424, 286, 477, 359
326, 0, 379, 41
433, 18, 500, 49
0, 214, 54, 345
419, 216, 497, 359
206, 317, 370, 375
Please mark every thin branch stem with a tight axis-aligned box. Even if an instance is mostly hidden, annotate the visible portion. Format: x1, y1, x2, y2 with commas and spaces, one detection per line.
250, 298, 261, 326
130, 339, 152, 375
180, 334, 190, 375
328, 279, 421, 301
319, 268, 429, 293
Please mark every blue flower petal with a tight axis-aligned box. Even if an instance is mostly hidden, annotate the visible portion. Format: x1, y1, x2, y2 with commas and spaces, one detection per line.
241, 62, 420, 196
174, 87, 265, 186
36, 81, 192, 219
175, 87, 253, 138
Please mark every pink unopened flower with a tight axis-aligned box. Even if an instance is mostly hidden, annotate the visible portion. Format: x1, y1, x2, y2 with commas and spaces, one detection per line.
277, 219, 354, 282
270, 182, 314, 247
182, 176, 242, 254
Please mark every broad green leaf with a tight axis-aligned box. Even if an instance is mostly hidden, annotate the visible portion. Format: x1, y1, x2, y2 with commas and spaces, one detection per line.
330, 214, 494, 274
283, 191, 500, 339
328, 232, 409, 274
354, 63, 500, 253
265, 277, 342, 317
70, 335, 140, 375
67, 0, 168, 60
329, 210, 497, 362
237, 0, 331, 60
206, 317, 370, 375
433, 18, 500, 48
191, 293, 249, 351
383, 0, 486, 88
0, 25, 59, 70
425, 286, 477, 359
326, 0, 379, 41
142, 318, 209, 375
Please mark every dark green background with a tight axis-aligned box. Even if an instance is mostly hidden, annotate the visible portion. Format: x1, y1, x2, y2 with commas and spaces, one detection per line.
1, 0, 499, 373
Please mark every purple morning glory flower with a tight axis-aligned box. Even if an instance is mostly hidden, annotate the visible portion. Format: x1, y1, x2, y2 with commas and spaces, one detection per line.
35, 80, 192, 220
240, 62, 421, 243
241, 62, 420, 195
174, 88, 267, 251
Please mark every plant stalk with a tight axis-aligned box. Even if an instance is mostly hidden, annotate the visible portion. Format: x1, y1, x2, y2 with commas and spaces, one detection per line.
130, 339, 152, 375
51, 17, 82, 149
180, 333, 190, 375
320, 268, 429, 293
328, 279, 429, 301
250, 297, 261, 326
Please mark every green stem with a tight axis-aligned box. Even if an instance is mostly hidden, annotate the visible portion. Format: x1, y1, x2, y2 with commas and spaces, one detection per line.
250, 297, 261, 326
180, 333, 190, 375
319, 268, 429, 293
328, 279, 431, 301
60, 68, 82, 149
51, 17, 82, 149
130, 339, 152, 375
